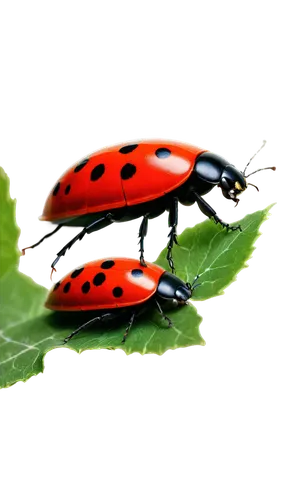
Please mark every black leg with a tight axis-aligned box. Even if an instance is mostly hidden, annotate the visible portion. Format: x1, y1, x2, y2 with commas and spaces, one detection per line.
63, 312, 117, 344
138, 215, 149, 267
21, 224, 63, 255
193, 193, 242, 231
51, 213, 114, 274
155, 300, 173, 328
167, 198, 179, 273
121, 311, 136, 343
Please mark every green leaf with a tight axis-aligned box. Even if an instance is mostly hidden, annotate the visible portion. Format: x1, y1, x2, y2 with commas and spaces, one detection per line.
0, 302, 204, 388
155, 205, 274, 300
0, 167, 20, 278
0, 167, 206, 390
49, 304, 204, 356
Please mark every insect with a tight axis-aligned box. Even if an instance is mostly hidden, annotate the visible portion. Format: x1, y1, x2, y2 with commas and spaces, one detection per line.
45, 257, 198, 343
22, 140, 275, 274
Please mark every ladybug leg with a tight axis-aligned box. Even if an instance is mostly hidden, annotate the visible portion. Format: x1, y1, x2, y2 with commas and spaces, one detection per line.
63, 312, 117, 344
193, 193, 242, 232
51, 231, 87, 275
121, 311, 136, 343
167, 232, 177, 273
21, 224, 63, 255
155, 300, 173, 328
51, 214, 114, 275
167, 198, 179, 274
138, 215, 149, 267
84, 213, 114, 232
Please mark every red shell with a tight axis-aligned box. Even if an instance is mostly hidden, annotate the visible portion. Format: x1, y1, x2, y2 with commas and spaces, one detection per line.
41, 141, 206, 222
45, 258, 165, 311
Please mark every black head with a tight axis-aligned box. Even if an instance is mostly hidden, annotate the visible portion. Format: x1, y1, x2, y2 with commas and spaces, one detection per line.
219, 165, 247, 204
194, 152, 247, 205
156, 272, 192, 303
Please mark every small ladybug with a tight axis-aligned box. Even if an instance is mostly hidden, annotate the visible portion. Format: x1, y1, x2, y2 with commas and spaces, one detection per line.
23, 140, 275, 273
45, 257, 198, 343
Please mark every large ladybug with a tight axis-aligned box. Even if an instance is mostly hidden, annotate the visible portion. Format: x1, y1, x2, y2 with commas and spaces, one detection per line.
45, 257, 198, 343
23, 140, 274, 273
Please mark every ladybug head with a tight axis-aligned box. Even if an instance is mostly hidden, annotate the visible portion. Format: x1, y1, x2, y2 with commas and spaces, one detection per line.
219, 165, 247, 206
194, 152, 245, 205
157, 272, 192, 304
189, 138, 276, 206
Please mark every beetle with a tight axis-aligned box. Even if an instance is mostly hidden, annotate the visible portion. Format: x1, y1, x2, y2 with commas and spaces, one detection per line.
45, 257, 198, 343
22, 140, 275, 273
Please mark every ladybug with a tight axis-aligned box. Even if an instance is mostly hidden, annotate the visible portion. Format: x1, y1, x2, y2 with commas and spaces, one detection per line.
45, 257, 198, 343
23, 140, 275, 273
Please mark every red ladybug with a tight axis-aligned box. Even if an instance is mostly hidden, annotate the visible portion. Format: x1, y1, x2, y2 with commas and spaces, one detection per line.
45, 257, 197, 343
23, 140, 274, 273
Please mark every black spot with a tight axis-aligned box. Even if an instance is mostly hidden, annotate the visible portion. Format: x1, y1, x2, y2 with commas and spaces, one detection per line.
82, 281, 90, 294
65, 184, 71, 195
131, 269, 144, 278
74, 158, 89, 173
119, 144, 138, 154
155, 147, 171, 159
90, 163, 105, 181
71, 267, 84, 279
53, 281, 61, 291
121, 163, 136, 180
101, 260, 115, 269
93, 272, 106, 286
53, 182, 60, 196
63, 282, 71, 293
113, 286, 123, 298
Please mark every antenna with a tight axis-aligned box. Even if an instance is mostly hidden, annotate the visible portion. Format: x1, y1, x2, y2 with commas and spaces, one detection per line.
243, 137, 269, 173
243, 137, 277, 182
